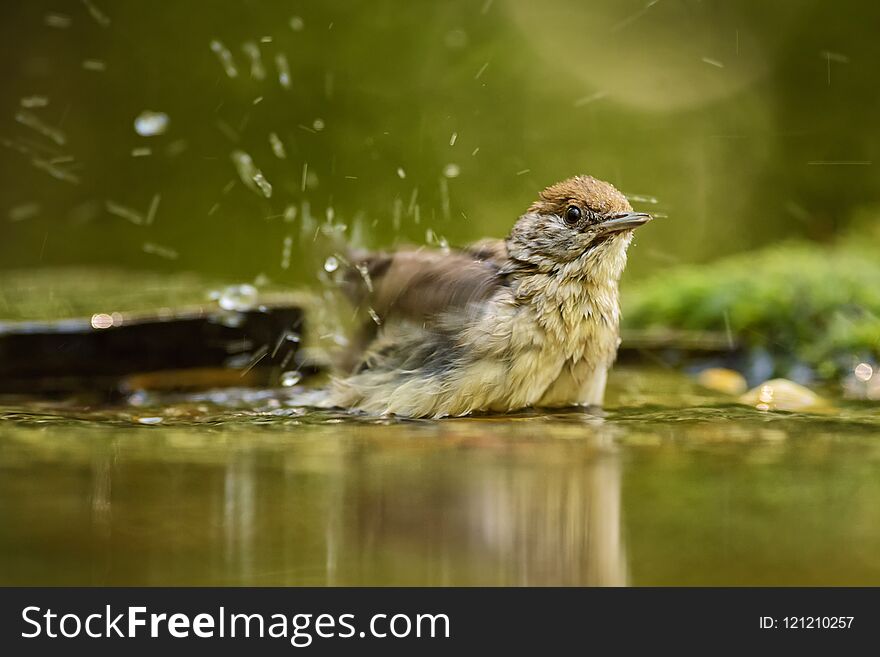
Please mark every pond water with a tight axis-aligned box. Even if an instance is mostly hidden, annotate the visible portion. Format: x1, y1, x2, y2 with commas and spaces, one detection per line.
2, 366, 878, 586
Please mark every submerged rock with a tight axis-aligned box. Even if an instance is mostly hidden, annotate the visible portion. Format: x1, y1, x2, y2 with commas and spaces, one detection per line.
739, 378, 830, 412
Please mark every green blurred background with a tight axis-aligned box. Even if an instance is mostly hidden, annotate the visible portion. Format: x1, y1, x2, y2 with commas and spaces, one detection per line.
3, 1, 880, 588
1, 0, 877, 286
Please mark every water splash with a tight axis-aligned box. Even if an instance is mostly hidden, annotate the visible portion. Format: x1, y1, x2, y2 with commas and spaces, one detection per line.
231, 150, 273, 198
275, 53, 292, 89
443, 163, 460, 178
854, 362, 873, 382
15, 111, 66, 146
142, 242, 178, 260
242, 41, 266, 80
280, 235, 293, 270
269, 132, 287, 159
214, 284, 258, 312
20, 96, 49, 108
81, 0, 111, 27
44, 13, 71, 28
8, 203, 40, 222
31, 157, 80, 184
210, 40, 238, 78
134, 111, 169, 137
106, 200, 144, 225
82, 60, 106, 72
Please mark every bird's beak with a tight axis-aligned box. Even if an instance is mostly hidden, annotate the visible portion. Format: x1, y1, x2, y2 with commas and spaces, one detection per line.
597, 212, 652, 235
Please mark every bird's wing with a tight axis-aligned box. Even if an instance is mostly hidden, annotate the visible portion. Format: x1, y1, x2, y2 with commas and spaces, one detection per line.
344, 239, 508, 322
463, 238, 509, 267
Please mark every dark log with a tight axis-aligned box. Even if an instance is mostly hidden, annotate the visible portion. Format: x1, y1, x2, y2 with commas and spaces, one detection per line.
0, 305, 309, 395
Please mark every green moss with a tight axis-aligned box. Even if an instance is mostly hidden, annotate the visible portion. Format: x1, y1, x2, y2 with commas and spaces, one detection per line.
623, 243, 880, 377
0, 268, 307, 322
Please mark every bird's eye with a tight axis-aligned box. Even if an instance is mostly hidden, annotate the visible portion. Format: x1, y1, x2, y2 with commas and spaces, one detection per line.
564, 206, 581, 226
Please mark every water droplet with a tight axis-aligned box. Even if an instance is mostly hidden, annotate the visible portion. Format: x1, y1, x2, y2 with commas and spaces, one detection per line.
20, 96, 49, 108
82, 0, 111, 27
44, 13, 71, 28
82, 59, 107, 72
855, 362, 874, 382
216, 284, 258, 312
90, 313, 114, 329
443, 163, 460, 178
136, 416, 163, 425
280, 235, 293, 270
142, 242, 178, 260
275, 53, 291, 89
397, 167, 406, 179
134, 111, 169, 137
8, 203, 40, 222
16, 110, 66, 145
356, 263, 373, 292
323, 256, 339, 273
269, 132, 287, 159
312, 118, 325, 131
210, 39, 238, 78
242, 41, 266, 80
231, 150, 273, 198
280, 371, 302, 387
289, 16, 304, 31
106, 200, 145, 225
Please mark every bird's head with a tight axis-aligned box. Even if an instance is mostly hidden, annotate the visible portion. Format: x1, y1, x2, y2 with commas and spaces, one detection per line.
506, 175, 651, 280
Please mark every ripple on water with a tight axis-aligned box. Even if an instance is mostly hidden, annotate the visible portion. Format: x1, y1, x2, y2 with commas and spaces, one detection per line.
2, 388, 879, 440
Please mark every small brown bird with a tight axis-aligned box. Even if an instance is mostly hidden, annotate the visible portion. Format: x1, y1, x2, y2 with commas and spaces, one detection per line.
322, 175, 651, 418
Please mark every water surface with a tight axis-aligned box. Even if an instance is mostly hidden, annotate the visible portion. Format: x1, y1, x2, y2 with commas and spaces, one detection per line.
2, 367, 878, 586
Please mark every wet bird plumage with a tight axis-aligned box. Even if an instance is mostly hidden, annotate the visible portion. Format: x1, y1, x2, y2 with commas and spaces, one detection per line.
323, 175, 650, 418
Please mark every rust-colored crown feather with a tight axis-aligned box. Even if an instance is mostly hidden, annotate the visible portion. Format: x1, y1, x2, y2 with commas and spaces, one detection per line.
528, 175, 633, 217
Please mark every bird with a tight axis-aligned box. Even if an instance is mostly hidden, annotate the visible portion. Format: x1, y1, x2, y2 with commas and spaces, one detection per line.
319, 174, 651, 418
